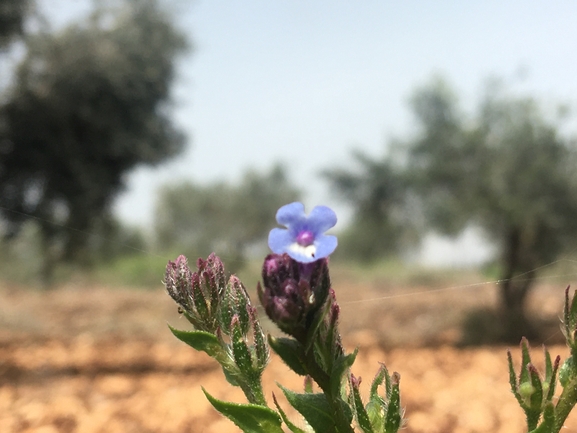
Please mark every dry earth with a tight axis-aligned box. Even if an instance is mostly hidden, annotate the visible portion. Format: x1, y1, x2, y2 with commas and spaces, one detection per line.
1, 276, 577, 433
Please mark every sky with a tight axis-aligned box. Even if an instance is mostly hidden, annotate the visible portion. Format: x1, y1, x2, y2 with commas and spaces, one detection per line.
42, 0, 577, 265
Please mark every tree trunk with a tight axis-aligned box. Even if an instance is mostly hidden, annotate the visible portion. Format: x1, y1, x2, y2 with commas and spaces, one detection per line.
498, 227, 538, 343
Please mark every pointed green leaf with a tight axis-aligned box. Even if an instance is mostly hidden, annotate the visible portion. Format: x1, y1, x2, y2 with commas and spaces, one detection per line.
272, 393, 308, 433
370, 363, 390, 403
169, 325, 224, 360
546, 355, 560, 401
349, 376, 374, 433
330, 349, 358, 397
250, 306, 269, 369
278, 384, 337, 433
269, 336, 308, 376
305, 299, 332, 352
384, 373, 402, 433
520, 338, 532, 384
507, 350, 524, 406
203, 388, 284, 433
559, 356, 574, 387
527, 364, 543, 413
570, 287, 577, 329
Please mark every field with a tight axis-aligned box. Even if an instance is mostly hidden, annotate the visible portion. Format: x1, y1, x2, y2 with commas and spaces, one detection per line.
1, 268, 577, 433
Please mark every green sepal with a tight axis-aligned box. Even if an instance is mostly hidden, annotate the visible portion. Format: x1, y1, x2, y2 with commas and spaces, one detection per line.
231, 278, 252, 335
168, 325, 224, 361
569, 286, 577, 329
330, 349, 358, 397
349, 376, 374, 433
202, 388, 284, 433
251, 307, 269, 369
193, 273, 211, 324
546, 354, 560, 402
507, 350, 524, 406
231, 317, 255, 376
384, 373, 402, 433
520, 337, 532, 385
278, 383, 337, 433
527, 364, 544, 411
559, 356, 574, 387
272, 393, 308, 433
305, 298, 332, 352
528, 402, 555, 433
269, 336, 308, 376
365, 365, 388, 431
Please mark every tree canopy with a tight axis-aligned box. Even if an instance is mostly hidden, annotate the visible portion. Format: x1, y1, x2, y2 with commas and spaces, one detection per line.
0, 0, 30, 49
326, 76, 577, 342
0, 0, 189, 284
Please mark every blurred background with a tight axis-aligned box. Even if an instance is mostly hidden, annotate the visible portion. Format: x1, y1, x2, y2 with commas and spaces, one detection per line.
2, 2, 577, 431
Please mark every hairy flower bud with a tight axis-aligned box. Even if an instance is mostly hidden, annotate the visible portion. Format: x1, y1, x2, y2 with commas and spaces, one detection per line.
257, 253, 331, 339
164, 253, 226, 332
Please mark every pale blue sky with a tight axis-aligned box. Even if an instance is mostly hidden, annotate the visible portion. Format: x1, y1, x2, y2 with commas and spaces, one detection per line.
43, 1, 577, 264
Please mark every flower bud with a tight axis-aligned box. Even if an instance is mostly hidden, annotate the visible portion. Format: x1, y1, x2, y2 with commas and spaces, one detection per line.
257, 253, 331, 339
164, 253, 226, 333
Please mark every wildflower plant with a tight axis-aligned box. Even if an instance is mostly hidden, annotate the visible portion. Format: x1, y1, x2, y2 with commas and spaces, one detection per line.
507, 286, 577, 433
164, 202, 403, 432
164, 201, 577, 432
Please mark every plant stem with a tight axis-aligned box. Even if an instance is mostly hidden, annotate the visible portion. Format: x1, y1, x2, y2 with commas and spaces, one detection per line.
554, 376, 577, 432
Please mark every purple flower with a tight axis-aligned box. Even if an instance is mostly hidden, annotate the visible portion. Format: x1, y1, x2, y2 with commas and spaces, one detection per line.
268, 202, 338, 263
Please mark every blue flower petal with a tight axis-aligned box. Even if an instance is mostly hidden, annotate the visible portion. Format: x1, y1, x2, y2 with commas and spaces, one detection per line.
268, 228, 294, 254
314, 235, 338, 259
276, 202, 306, 228
307, 206, 337, 235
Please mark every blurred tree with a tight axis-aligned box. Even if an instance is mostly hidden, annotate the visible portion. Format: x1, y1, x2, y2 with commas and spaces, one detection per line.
406, 77, 577, 341
324, 151, 420, 261
326, 75, 577, 342
0, 0, 188, 286
0, 0, 30, 49
154, 164, 301, 272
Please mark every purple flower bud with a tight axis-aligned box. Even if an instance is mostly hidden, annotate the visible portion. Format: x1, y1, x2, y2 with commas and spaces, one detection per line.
257, 253, 331, 339
164, 253, 227, 333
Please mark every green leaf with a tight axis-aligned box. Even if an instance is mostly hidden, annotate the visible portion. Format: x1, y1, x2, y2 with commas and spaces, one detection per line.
203, 388, 284, 433
520, 338, 532, 385
349, 376, 374, 433
269, 336, 308, 376
330, 350, 358, 397
507, 350, 524, 407
570, 287, 577, 329
272, 393, 308, 433
384, 373, 402, 433
168, 325, 223, 360
278, 384, 337, 433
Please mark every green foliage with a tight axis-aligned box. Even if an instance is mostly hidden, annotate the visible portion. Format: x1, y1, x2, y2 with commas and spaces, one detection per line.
0, 0, 188, 285
154, 164, 300, 271
324, 151, 421, 262
407, 76, 577, 341
0, 0, 30, 49
327, 74, 577, 341
202, 390, 284, 433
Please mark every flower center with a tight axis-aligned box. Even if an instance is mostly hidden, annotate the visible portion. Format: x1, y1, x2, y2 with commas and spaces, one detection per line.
296, 230, 315, 246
